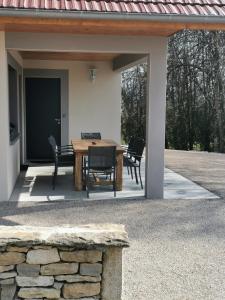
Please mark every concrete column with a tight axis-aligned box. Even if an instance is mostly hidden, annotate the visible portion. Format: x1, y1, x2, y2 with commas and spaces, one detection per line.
0, 31, 9, 201
145, 38, 168, 199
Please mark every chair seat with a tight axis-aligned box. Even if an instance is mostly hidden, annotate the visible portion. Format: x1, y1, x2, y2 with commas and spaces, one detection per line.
58, 153, 74, 162
123, 156, 139, 167
127, 160, 139, 168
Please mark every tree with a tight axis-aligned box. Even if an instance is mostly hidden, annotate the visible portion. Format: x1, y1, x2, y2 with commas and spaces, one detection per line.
121, 64, 147, 143
121, 30, 225, 153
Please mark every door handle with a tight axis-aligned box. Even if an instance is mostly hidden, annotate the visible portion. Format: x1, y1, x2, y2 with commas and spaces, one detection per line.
54, 118, 61, 125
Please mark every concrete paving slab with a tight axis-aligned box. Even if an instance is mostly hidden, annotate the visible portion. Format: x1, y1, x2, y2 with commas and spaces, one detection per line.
10, 163, 218, 202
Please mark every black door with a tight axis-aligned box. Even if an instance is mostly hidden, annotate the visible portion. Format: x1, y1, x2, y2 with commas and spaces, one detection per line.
26, 77, 61, 161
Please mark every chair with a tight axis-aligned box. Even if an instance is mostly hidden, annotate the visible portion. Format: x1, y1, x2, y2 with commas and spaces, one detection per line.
81, 132, 101, 176
48, 135, 75, 190
81, 132, 101, 139
122, 136, 136, 176
124, 137, 145, 189
84, 146, 117, 198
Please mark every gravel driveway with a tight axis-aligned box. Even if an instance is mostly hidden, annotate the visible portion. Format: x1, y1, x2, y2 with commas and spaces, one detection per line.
1, 150, 225, 299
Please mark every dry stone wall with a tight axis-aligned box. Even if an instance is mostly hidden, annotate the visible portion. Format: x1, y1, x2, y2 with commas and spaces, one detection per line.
0, 225, 128, 300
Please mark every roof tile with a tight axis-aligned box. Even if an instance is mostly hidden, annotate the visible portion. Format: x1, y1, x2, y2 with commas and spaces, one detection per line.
1, 0, 225, 17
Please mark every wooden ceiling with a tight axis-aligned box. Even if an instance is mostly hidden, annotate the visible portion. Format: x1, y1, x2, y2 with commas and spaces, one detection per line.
20, 51, 120, 61
0, 16, 189, 37
1, 16, 225, 37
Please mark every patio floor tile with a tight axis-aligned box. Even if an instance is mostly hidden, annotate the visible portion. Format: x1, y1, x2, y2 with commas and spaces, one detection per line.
10, 164, 219, 202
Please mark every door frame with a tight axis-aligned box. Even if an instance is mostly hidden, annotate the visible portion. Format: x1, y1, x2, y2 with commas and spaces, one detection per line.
23, 69, 69, 162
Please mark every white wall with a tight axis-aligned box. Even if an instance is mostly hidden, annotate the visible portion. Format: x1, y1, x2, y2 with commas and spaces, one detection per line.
8, 140, 20, 196
0, 32, 10, 201
7, 51, 23, 199
23, 60, 121, 143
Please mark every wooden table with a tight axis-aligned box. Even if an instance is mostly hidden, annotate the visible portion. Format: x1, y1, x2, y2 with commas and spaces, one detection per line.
71, 139, 124, 191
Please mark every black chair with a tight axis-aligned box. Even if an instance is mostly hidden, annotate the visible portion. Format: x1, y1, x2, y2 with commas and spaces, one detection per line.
124, 137, 145, 189
81, 132, 101, 139
81, 132, 101, 176
48, 135, 75, 190
122, 136, 136, 177
84, 146, 116, 198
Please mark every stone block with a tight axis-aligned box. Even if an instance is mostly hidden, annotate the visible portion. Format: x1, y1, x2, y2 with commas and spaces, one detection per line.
60, 250, 102, 263
6, 246, 29, 253
40, 263, 78, 275
56, 298, 99, 300
57, 298, 99, 300
53, 281, 63, 289
0, 278, 14, 285
80, 263, 102, 276
63, 283, 100, 298
18, 287, 60, 299
0, 271, 17, 279
32, 245, 53, 250
0, 252, 25, 265
17, 263, 40, 276
55, 274, 101, 283
1, 284, 16, 300
16, 276, 54, 287
0, 265, 14, 272
26, 248, 60, 264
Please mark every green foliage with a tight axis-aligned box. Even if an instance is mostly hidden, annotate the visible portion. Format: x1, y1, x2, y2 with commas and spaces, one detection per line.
121, 30, 225, 153
167, 30, 225, 153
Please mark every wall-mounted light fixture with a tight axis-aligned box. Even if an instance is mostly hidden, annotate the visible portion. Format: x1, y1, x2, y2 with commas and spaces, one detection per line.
88, 67, 97, 82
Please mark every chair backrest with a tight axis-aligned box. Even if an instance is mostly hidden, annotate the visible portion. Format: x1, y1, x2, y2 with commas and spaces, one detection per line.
81, 132, 101, 139
133, 137, 145, 162
88, 146, 116, 169
48, 135, 58, 159
127, 136, 136, 153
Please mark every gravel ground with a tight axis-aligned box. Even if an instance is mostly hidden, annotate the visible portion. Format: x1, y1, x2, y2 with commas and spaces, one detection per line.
165, 149, 225, 198
2, 150, 225, 299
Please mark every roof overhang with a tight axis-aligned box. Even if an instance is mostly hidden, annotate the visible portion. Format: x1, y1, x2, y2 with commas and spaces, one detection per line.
1, 9, 225, 36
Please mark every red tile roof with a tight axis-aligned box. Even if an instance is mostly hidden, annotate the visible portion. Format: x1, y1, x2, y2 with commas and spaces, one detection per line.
0, 0, 225, 17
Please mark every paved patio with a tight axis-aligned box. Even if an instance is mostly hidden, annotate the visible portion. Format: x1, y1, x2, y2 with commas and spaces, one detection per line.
2, 150, 225, 299
10, 161, 218, 202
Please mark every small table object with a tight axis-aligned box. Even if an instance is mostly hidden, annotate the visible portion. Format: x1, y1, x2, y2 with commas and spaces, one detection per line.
71, 139, 124, 191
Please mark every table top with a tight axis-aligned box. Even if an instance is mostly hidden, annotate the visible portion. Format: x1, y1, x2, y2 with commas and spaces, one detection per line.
71, 139, 124, 154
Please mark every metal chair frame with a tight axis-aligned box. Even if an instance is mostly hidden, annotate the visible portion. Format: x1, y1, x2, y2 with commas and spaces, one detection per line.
48, 135, 75, 190
81, 132, 101, 139
84, 146, 117, 198
124, 137, 145, 189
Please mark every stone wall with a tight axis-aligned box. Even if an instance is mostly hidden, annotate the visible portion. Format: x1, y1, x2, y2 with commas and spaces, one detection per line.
0, 224, 128, 300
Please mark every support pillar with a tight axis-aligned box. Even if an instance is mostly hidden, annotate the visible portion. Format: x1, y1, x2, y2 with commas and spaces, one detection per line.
0, 31, 9, 201
145, 38, 168, 199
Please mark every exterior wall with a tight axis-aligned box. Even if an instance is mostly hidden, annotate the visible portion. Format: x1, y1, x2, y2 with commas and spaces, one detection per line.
0, 31, 10, 201
23, 60, 121, 144
7, 140, 20, 197
0, 35, 21, 201
7, 52, 23, 199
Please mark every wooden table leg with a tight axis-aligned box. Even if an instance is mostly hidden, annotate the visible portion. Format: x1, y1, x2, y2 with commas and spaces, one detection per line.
116, 153, 123, 191
75, 153, 83, 191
